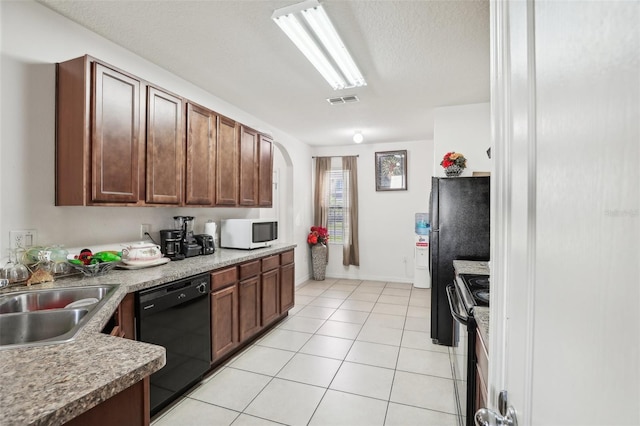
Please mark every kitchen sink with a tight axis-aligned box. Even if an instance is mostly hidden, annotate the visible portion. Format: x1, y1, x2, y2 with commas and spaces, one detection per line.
0, 284, 119, 349
0, 308, 89, 346
0, 285, 116, 314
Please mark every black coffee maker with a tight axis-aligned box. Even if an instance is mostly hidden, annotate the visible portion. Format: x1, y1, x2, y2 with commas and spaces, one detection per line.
174, 216, 202, 258
159, 229, 184, 260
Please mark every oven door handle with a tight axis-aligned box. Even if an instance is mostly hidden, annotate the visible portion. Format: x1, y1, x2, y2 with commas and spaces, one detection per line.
446, 283, 469, 326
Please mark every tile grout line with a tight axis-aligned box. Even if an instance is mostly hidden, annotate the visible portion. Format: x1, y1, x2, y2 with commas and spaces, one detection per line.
303, 278, 363, 425
154, 279, 454, 426
232, 278, 361, 425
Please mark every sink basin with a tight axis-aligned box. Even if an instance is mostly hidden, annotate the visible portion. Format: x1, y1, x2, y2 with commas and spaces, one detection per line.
0, 284, 119, 349
0, 285, 116, 314
0, 308, 89, 346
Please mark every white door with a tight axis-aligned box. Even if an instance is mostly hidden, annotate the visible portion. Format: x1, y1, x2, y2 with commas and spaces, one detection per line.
489, 1, 639, 425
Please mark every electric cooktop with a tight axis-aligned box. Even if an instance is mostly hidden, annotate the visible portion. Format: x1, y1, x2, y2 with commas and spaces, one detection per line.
458, 273, 490, 308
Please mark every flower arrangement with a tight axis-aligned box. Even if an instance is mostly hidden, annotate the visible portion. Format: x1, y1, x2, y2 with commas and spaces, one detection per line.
440, 152, 467, 169
307, 226, 329, 246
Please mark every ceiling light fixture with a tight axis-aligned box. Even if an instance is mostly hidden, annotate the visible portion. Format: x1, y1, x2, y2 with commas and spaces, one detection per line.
353, 131, 364, 144
272, 0, 366, 90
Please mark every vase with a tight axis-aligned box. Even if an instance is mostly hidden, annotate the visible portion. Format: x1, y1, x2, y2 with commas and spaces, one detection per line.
310, 243, 328, 281
445, 165, 464, 177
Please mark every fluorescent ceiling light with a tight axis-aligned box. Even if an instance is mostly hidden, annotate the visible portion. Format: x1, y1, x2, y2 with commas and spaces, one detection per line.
272, 0, 366, 90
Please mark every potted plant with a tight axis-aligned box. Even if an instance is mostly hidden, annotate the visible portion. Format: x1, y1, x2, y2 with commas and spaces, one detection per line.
308, 226, 329, 280
440, 152, 467, 177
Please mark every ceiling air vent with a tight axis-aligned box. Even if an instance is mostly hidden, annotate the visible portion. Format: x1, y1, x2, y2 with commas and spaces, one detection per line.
326, 95, 360, 105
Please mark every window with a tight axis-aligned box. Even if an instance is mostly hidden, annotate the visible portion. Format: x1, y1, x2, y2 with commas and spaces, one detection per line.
328, 168, 347, 244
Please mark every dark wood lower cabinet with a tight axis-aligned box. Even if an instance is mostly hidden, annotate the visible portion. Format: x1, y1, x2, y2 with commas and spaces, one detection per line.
211, 285, 238, 361
238, 276, 261, 341
81, 251, 294, 426
280, 262, 295, 312
474, 328, 489, 413
103, 293, 136, 339
261, 268, 280, 326
65, 377, 150, 426
209, 251, 295, 365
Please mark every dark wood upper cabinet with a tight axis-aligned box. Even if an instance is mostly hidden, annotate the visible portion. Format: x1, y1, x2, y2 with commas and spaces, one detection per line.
56, 56, 145, 206
146, 87, 184, 205
185, 103, 216, 205
215, 116, 238, 206
56, 55, 272, 208
91, 62, 144, 204
258, 135, 273, 207
239, 126, 259, 206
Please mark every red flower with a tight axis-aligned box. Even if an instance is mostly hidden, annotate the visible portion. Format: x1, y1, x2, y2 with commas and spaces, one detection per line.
307, 226, 329, 246
440, 152, 467, 169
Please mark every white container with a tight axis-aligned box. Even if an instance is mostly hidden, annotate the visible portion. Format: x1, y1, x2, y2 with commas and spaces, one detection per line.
121, 242, 162, 264
204, 220, 217, 247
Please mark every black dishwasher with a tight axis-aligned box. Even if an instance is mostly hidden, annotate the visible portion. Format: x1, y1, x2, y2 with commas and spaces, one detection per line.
136, 273, 211, 415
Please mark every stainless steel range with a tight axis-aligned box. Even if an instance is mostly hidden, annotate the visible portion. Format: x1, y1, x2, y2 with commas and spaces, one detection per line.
447, 273, 490, 426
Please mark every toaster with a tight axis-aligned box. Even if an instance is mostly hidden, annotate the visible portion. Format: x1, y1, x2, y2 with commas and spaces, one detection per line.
194, 234, 215, 255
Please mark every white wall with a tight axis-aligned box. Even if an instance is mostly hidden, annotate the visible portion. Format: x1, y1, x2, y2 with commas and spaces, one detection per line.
433, 103, 491, 176
0, 1, 312, 283
311, 140, 433, 283
489, 1, 640, 423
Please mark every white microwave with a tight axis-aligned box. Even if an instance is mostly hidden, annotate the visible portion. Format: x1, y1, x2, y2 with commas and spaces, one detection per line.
220, 219, 278, 249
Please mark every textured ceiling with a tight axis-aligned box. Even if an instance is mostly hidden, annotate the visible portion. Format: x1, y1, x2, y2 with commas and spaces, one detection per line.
38, 0, 490, 146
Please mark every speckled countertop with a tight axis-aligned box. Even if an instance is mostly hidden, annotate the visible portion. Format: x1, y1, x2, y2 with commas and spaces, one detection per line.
452, 260, 490, 347
0, 243, 296, 426
473, 306, 490, 347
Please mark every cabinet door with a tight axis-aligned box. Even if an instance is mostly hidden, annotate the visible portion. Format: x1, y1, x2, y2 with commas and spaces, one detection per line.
238, 276, 261, 341
280, 262, 295, 313
91, 62, 143, 203
474, 328, 489, 412
64, 377, 149, 426
258, 135, 273, 207
261, 268, 280, 326
185, 103, 216, 205
146, 87, 184, 204
215, 116, 238, 206
211, 285, 238, 362
238, 126, 259, 206
475, 366, 488, 411
117, 293, 136, 340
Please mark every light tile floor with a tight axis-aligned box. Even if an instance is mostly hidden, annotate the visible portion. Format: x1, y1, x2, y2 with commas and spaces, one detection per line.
152, 278, 459, 426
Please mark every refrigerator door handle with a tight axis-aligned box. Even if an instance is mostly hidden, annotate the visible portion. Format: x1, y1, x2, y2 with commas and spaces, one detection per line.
446, 284, 468, 326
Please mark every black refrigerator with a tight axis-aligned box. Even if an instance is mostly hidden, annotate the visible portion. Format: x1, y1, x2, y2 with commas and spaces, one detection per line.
429, 176, 490, 346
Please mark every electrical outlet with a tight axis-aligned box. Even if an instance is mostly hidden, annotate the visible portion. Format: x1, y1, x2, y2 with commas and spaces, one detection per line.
10, 229, 38, 250
140, 224, 151, 239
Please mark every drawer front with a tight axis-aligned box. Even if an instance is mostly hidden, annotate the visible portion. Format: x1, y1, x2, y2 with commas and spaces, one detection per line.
280, 250, 294, 265
262, 255, 280, 272
239, 260, 261, 280
211, 267, 238, 291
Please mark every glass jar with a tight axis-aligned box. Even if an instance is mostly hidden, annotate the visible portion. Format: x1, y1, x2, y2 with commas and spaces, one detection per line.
0, 249, 30, 284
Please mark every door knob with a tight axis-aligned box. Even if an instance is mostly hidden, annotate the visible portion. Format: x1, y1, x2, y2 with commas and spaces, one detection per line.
474, 406, 517, 426
475, 390, 518, 426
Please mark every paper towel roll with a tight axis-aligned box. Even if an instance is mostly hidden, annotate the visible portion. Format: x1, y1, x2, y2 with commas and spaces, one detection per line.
204, 221, 217, 246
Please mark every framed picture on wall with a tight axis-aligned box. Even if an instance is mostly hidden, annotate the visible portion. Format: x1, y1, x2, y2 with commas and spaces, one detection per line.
375, 150, 407, 191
